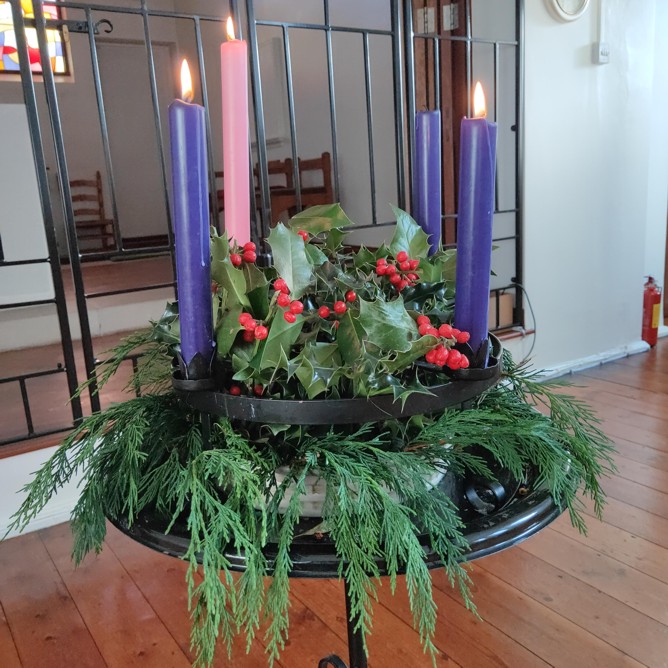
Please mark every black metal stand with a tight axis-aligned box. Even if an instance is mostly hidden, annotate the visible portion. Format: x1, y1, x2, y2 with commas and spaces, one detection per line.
316, 581, 365, 668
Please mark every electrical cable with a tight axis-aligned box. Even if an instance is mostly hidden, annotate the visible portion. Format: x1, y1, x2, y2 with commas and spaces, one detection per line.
512, 281, 537, 362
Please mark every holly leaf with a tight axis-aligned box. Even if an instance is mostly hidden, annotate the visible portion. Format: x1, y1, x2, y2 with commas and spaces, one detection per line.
418, 249, 456, 283
150, 301, 180, 345
215, 302, 244, 358
389, 205, 430, 260
384, 335, 438, 373
215, 259, 250, 309
358, 296, 418, 353
353, 245, 377, 269
210, 234, 230, 284
336, 310, 365, 365
392, 375, 436, 409
402, 282, 447, 311
324, 227, 347, 253
253, 311, 304, 371
288, 203, 355, 234
267, 223, 314, 299
305, 243, 328, 267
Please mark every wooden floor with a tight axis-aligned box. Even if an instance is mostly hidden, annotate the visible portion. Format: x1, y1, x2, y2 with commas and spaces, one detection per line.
1, 342, 667, 667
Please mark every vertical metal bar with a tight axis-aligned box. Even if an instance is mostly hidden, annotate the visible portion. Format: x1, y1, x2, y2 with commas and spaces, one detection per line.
194, 15, 220, 231
362, 33, 377, 225
344, 580, 368, 668
324, 0, 341, 201
493, 40, 500, 213
282, 25, 302, 211
19, 379, 35, 436
514, 0, 525, 324
404, 1, 416, 214
85, 7, 123, 252
433, 37, 441, 110
30, 0, 101, 412
390, 0, 406, 210
9, 0, 83, 423
246, 0, 271, 240
139, 0, 176, 272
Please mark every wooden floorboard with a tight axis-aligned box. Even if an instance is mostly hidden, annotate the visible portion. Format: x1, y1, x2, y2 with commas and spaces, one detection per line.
1, 339, 667, 666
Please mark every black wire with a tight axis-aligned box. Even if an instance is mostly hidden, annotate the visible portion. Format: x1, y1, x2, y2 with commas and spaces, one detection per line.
512, 281, 537, 362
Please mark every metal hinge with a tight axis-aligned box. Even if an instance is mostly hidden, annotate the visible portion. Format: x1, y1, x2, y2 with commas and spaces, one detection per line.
24, 18, 113, 35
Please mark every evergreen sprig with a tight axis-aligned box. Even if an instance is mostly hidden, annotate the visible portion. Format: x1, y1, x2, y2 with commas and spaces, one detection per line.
8, 352, 615, 667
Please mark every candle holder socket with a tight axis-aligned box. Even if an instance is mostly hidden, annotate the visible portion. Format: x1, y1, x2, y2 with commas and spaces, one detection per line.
172, 350, 215, 391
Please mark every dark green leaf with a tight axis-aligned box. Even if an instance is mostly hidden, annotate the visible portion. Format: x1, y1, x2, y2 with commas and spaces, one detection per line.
358, 296, 418, 353
385, 335, 439, 373
389, 205, 431, 260
288, 204, 355, 234
353, 246, 377, 269
217, 259, 250, 308
253, 311, 304, 371
215, 303, 244, 358
305, 243, 328, 267
336, 310, 365, 365
267, 224, 314, 299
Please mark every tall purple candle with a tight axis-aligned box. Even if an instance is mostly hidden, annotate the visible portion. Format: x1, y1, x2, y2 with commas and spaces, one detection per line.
454, 83, 497, 364
413, 110, 442, 254
168, 60, 214, 377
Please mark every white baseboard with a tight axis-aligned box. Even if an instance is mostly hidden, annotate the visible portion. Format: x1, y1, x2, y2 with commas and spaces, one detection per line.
540, 339, 650, 380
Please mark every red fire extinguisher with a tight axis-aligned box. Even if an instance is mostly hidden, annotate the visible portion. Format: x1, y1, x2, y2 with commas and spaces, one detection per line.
642, 276, 662, 347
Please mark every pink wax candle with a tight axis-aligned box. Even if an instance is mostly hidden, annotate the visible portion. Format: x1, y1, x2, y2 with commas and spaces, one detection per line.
221, 17, 250, 246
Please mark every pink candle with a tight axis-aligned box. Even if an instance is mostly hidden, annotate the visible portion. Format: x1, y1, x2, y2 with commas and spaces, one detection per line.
221, 16, 250, 246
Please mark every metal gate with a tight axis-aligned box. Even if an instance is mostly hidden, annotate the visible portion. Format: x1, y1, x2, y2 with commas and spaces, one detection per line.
0, 0, 522, 448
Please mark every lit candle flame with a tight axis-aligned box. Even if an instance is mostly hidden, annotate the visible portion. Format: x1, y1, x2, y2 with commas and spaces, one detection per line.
180, 59, 193, 103
473, 81, 486, 119
226, 16, 237, 41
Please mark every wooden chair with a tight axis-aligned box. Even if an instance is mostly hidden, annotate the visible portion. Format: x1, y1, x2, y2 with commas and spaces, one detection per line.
69, 171, 116, 252
297, 151, 334, 208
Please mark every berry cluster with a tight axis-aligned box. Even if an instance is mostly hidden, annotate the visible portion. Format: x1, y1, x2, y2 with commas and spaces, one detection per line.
238, 312, 268, 342
375, 251, 420, 292
230, 241, 257, 266
272, 278, 304, 323
416, 315, 471, 370
229, 383, 264, 397
317, 290, 356, 320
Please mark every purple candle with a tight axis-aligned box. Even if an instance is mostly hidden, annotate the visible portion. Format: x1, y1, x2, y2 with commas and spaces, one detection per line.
413, 110, 442, 254
454, 83, 497, 364
169, 60, 214, 376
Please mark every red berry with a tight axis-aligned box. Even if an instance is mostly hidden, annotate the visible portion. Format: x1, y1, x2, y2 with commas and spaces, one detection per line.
376, 257, 388, 266
277, 293, 291, 307
399, 260, 411, 272
242, 250, 257, 263
253, 384, 264, 396
376, 265, 387, 276
396, 251, 408, 263
456, 330, 471, 344
418, 323, 432, 336
416, 315, 430, 326
318, 306, 331, 318
389, 273, 402, 285
451, 328, 461, 338
297, 230, 309, 242
243, 318, 257, 331
254, 325, 268, 340
242, 330, 255, 342
435, 348, 449, 366
274, 278, 288, 292
409, 259, 420, 270
333, 301, 347, 314
446, 350, 463, 369
439, 324, 454, 339
425, 350, 437, 364
239, 312, 252, 325
284, 311, 297, 323
345, 290, 357, 303
426, 326, 440, 337
407, 273, 419, 282
230, 253, 242, 267
243, 241, 256, 252
385, 264, 397, 275
459, 355, 470, 369
289, 300, 304, 314
398, 279, 409, 291
229, 385, 242, 396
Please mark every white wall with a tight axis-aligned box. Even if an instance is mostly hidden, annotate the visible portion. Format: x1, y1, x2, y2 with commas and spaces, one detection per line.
514, 0, 668, 370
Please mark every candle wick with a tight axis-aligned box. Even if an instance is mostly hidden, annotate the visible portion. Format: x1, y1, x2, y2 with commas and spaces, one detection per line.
183, 91, 194, 104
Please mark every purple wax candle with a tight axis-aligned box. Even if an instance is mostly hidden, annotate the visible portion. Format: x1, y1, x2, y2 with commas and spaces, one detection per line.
454, 83, 497, 364
169, 60, 214, 376
413, 110, 442, 254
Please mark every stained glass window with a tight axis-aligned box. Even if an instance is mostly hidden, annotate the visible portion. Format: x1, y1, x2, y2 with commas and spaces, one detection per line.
0, 1, 69, 75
